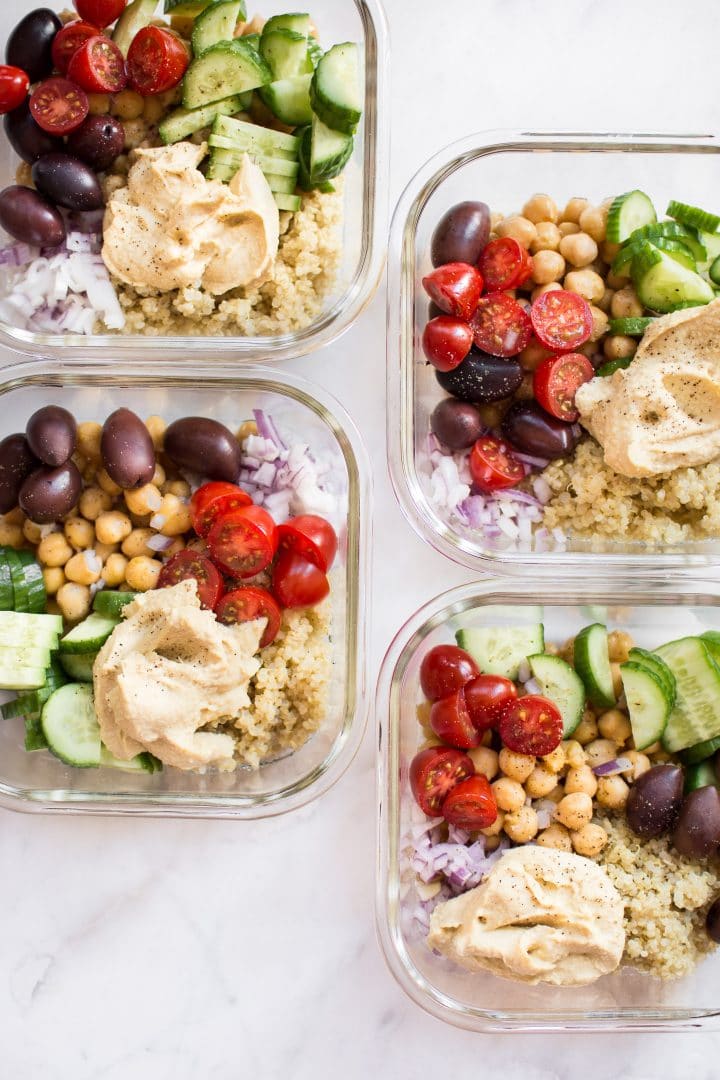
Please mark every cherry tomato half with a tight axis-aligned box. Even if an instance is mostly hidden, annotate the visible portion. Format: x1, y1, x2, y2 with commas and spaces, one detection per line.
0, 66, 30, 115
207, 506, 275, 579
127, 26, 189, 96
277, 514, 338, 573
75, 0, 127, 28
469, 435, 525, 492
51, 21, 101, 75
215, 586, 282, 648
470, 292, 533, 357
430, 689, 481, 750
29, 77, 89, 134
422, 315, 473, 372
533, 351, 595, 422
442, 774, 498, 830
157, 550, 223, 610
498, 694, 563, 757
421, 262, 483, 321
272, 550, 329, 609
419, 644, 479, 702
409, 746, 475, 817
464, 674, 518, 732
530, 289, 593, 352
190, 481, 252, 538
68, 35, 127, 93
479, 237, 532, 291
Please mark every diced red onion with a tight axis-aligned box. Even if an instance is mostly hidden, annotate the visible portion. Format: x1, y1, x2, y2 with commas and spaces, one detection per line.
147, 533, 173, 552
253, 409, 287, 451
517, 659, 531, 683
523, 677, 542, 695
593, 757, 633, 777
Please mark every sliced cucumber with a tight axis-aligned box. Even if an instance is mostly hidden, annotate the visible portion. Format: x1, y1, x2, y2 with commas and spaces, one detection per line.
260, 28, 308, 79
0, 665, 47, 691
165, 0, 211, 11
667, 200, 720, 235
100, 746, 163, 773
607, 317, 655, 336
41, 683, 101, 768
680, 735, 720, 766
113, 0, 159, 55
213, 113, 300, 156
3, 547, 27, 612
698, 230, 720, 269
305, 36, 322, 70
24, 712, 48, 752
606, 190, 656, 243
0, 645, 52, 670
0, 610, 62, 634
1, 662, 67, 719
684, 759, 720, 794
528, 653, 585, 735
620, 661, 672, 750
183, 39, 272, 109
259, 73, 313, 125
15, 550, 45, 614
573, 623, 615, 709
709, 256, 720, 286
93, 591, 137, 619
60, 612, 118, 654
655, 636, 720, 752
58, 651, 97, 683
159, 94, 250, 145
700, 630, 720, 666
274, 193, 301, 212
0, 624, 59, 649
624, 220, 707, 263
308, 113, 353, 183
192, 0, 243, 56
207, 140, 300, 174
0, 552, 13, 610
627, 647, 676, 705
632, 242, 714, 313
263, 13, 311, 37
310, 42, 362, 135
455, 624, 544, 681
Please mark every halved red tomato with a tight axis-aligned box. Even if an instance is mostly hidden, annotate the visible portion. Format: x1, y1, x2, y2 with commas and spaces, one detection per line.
530, 289, 593, 352
127, 26, 189, 95
272, 550, 329, 608
67, 35, 127, 93
0, 66, 29, 115
442, 775, 498, 829
421, 316, 474, 372
479, 237, 532, 291
29, 77, 89, 134
469, 435, 524, 492
429, 689, 481, 749
464, 674, 518, 732
215, 586, 282, 648
419, 644, 479, 702
421, 262, 484, 321
409, 746, 475, 817
51, 22, 101, 75
470, 292, 533, 357
533, 351, 595, 422
190, 481, 252, 538
157, 550, 223, 610
75, 0, 127, 28
207, 507, 275, 579
498, 694, 563, 756
277, 514, 337, 572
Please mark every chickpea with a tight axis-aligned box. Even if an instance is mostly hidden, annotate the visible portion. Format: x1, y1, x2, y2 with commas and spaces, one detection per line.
530, 282, 563, 303
124, 483, 162, 516
491, 777, 526, 813
606, 270, 630, 290
162, 479, 191, 499
4, 507, 24, 526
65, 551, 102, 586
468, 746, 499, 780
93, 541, 118, 564
596, 774, 630, 811
624, 750, 651, 781
95, 510, 133, 546
571, 823, 608, 858
237, 420, 258, 442
0, 521, 23, 548
15, 161, 33, 186
555, 791, 593, 831
111, 90, 144, 121
102, 552, 128, 588
490, 210, 504, 231
145, 415, 166, 450
610, 285, 643, 320
611, 662, 624, 699
164, 538, 185, 559
564, 764, 598, 798
498, 748, 535, 783
584, 738, 618, 769
563, 268, 605, 304
125, 556, 162, 592
143, 96, 166, 124
562, 197, 590, 224
563, 740, 586, 769
542, 744, 566, 774
531, 249, 565, 285
559, 232, 598, 268
503, 806, 539, 844
558, 221, 580, 237
596, 287, 615, 314
37, 532, 72, 567
79, 486, 113, 521
21, 518, 43, 545
97, 468, 122, 497
157, 493, 192, 537
496, 215, 537, 249
589, 305, 609, 343
42, 566, 65, 596
522, 194, 559, 224
64, 516, 95, 551
481, 809, 505, 837
151, 463, 166, 488
536, 822, 572, 852
529, 221, 561, 253
129, 512, 151, 529
518, 340, 551, 372
87, 93, 110, 115
574, 712, 599, 745
600, 241, 621, 264
606, 630, 633, 663
525, 763, 559, 798
578, 205, 608, 243
603, 333, 637, 361
122, 528, 155, 559
57, 582, 91, 623
598, 708, 632, 745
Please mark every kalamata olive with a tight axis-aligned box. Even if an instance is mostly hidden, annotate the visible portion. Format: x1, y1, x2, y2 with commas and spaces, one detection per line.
26, 406, 77, 467
67, 115, 125, 172
625, 764, 684, 839
4, 101, 63, 164
101, 408, 156, 490
430, 398, 483, 449
164, 417, 242, 483
436, 350, 524, 404
6, 9, 61, 83
673, 786, 720, 858
0, 433, 38, 514
431, 201, 491, 267
706, 896, 720, 943
0, 185, 65, 248
19, 461, 81, 524
31, 153, 104, 213
501, 401, 580, 459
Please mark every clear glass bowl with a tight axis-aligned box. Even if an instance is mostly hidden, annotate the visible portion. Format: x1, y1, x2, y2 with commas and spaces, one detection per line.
387, 131, 720, 575
0, 356, 370, 817
0, 0, 388, 362
377, 577, 720, 1032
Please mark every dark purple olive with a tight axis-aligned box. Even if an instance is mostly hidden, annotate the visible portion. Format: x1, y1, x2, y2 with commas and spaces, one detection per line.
26, 406, 77, 468
67, 116, 125, 172
4, 102, 63, 164
707, 896, 720, 943
31, 154, 104, 213
626, 764, 684, 839
19, 461, 81, 524
0, 433, 38, 514
673, 786, 720, 858
431, 201, 491, 267
0, 186, 65, 248
430, 398, 483, 450
501, 401, 580, 460
101, 409, 156, 490
164, 417, 242, 483
436, 350, 524, 404
6, 9, 61, 83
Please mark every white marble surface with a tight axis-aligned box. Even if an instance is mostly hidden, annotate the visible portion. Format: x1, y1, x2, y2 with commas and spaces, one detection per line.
2, 0, 720, 1076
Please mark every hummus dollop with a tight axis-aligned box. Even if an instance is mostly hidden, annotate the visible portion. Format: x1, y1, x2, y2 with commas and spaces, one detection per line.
102, 142, 280, 295
427, 846, 625, 987
93, 580, 264, 771
576, 299, 720, 477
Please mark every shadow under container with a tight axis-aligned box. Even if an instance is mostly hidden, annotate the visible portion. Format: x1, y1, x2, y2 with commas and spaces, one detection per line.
0, 0, 389, 363
377, 578, 720, 1032
387, 130, 720, 575
0, 358, 370, 818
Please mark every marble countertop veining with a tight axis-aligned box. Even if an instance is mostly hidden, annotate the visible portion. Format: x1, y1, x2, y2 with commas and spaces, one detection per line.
2, 0, 720, 1076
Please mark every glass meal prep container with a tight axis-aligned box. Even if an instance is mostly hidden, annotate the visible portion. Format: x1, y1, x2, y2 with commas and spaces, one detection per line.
0, 0, 389, 363
387, 130, 720, 576
377, 577, 720, 1033
0, 357, 370, 817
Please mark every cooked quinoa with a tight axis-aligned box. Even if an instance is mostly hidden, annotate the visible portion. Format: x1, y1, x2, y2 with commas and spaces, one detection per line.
596, 813, 720, 979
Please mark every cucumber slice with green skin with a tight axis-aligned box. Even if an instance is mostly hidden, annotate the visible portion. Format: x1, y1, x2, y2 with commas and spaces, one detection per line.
607, 317, 655, 336
259, 73, 313, 126
93, 591, 137, 619
308, 114, 353, 182
263, 13, 310, 37
455, 624, 545, 681
573, 623, 615, 709
113, 0, 159, 56
16, 550, 46, 615
597, 359, 631, 379
158, 94, 250, 145
207, 140, 300, 174
165, 0, 211, 12
304, 36, 322, 71
612, 238, 697, 277
655, 636, 720, 752
0, 553, 13, 610
619, 661, 672, 750
0, 610, 62, 634
183, 39, 272, 109
667, 200, 720, 235
626, 221, 707, 263
100, 746, 163, 773
58, 651, 97, 683
260, 28, 308, 80
60, 612, 118, 654
0, 645, 52, 669
25, 712, 48, 752
0, 665, 47, 690
709, 256, 720, 286
3, 547, 27, 612
264, 172, 297, 195
627, 647, 676, 705
684, 760, 720, 794
274, 192, 301, 212
1, 665, 66, 719
192, 0, 244, 56
0, 625, 59, 649
41, 683, 101, 768
310, 42, 362, 135
606, 190, 656, 243
631, 242, 714, 313
527, 653, 585, 735
214, 113, 300, 155
680, 734, 720, 765
700, 630, 720, 666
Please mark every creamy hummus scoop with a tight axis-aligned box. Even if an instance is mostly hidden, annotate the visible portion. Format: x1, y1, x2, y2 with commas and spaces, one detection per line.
102, 142, 280, 295
427, 846, 625, 986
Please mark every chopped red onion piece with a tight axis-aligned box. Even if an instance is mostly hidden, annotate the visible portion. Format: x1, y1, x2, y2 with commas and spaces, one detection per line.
593, 757, 633, 777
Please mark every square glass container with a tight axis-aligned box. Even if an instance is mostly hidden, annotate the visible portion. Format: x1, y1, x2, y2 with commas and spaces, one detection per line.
386, 131, 720, 575
0, 356, 370, 817
377, 577, 720, 1032
0, 0, 388, 362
